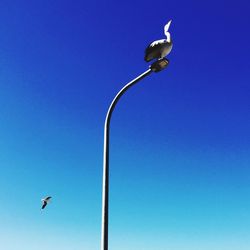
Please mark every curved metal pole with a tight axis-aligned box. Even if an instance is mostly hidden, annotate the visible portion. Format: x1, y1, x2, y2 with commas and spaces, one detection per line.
101, 68, 153, 250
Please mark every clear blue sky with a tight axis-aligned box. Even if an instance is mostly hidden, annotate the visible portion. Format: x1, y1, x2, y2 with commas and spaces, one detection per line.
0, 0, 250, 249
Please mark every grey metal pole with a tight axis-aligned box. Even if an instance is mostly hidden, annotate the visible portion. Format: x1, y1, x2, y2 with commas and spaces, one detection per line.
101, 68, 153, 250
101, 58, 169, 250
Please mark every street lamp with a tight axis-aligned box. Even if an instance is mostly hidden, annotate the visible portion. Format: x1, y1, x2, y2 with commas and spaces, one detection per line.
101, 21, 173, 250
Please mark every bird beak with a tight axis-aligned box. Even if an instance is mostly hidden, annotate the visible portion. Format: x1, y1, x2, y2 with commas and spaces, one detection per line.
164, 20, 172, 33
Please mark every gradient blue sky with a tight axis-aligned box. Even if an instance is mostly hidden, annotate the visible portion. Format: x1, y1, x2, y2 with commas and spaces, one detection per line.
0, 0, 250, 249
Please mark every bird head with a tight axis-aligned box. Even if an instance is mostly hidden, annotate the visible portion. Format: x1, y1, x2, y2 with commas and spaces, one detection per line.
164, 20, 172, 43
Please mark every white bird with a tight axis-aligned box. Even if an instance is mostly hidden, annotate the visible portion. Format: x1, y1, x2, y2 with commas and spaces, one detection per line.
41, 196, 52, 209
144, 20, 173, 62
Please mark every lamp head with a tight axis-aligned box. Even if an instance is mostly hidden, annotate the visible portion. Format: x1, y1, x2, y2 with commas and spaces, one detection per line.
150, 58, 169, 72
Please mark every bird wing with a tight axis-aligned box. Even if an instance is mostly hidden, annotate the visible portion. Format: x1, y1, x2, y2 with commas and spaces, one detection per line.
164, 20, 172, 36
150, 39, 165, 47
42, 201, 47, 209
144, 42, 164, 62
43, 196, 51, 202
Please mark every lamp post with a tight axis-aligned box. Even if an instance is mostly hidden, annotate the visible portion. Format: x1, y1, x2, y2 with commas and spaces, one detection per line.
101, 58, 169, 250
101, 20, 173, 250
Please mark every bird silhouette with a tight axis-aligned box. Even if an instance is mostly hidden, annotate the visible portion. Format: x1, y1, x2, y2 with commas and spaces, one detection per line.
41, 196, 52, 209
144, 20, 173, 62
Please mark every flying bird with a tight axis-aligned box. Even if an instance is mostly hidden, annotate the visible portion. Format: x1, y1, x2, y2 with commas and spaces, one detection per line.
144, 20, 173, 62
41, 196, 52, 209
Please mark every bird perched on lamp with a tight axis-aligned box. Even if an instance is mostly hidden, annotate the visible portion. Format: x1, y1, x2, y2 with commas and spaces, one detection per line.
144, 20, 173, 62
